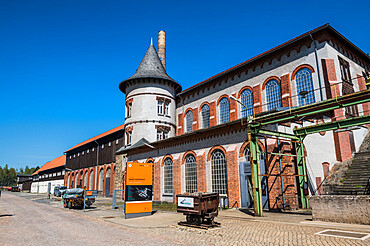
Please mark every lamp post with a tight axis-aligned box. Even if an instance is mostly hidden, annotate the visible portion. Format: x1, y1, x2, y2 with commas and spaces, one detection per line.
229, 95, 251, 123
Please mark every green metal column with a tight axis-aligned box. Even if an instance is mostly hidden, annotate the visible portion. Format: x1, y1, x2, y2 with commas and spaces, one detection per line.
248, 126, 263, 216
296, 135, 309, 209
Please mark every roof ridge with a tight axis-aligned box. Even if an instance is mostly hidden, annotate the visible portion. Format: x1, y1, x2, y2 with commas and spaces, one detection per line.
65, 124, 125, 152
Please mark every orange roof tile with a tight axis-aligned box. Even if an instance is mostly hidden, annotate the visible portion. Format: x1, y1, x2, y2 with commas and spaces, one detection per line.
33, 155, 66, 175
65, 124, 125, 152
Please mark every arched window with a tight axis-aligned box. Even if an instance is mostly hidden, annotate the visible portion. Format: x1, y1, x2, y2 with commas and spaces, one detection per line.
240, 89, 254, 118
219, 97, 230, 124
244, 146, 264, 162
163, 158, 173, 194
84, 172, 88, 189
266, 79, 282, 111
89, 170, 94, 190
211, 149, 228, 195
185, 154, 197, 193
185, 110, 193, 133
201, 104, 210, 128
99, 169, 104, 191
296, 68, 315, 106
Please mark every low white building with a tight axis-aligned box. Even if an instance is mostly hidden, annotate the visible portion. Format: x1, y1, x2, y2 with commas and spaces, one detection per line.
31, 155, 66, 194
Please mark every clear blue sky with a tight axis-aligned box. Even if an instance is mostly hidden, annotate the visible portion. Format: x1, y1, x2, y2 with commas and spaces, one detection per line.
0, 0, 369, 169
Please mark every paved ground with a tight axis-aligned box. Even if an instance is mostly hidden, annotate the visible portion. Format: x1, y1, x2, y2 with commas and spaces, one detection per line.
1, 192, 369, 245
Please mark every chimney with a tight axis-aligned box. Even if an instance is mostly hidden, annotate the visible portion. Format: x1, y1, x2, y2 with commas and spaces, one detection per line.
158, 30, 166, 71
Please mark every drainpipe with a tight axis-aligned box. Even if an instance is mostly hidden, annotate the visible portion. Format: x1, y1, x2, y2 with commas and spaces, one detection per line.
178, 94, 184, 134
95, 140, 99, 190
309, 32, 324, 101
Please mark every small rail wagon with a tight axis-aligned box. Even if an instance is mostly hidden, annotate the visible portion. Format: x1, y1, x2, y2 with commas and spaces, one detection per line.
177, 192, 219, 226
62, 188, 95, 209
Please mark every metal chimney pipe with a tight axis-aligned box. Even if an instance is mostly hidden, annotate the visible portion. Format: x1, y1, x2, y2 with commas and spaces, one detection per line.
158, 30, 166, 71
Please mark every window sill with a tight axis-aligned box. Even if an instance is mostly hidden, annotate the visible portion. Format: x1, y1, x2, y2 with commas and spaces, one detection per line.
162, 193, 173, 197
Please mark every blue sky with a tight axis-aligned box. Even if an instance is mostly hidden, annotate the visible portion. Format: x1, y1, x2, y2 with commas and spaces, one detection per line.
0, 0, 369, 169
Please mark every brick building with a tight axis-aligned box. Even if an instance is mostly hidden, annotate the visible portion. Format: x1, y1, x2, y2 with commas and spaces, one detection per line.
64, 124, 125, 196
115, 24, 370, 210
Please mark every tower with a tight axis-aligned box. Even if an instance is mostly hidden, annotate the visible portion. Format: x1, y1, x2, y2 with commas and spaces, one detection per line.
119, 33, 182, 146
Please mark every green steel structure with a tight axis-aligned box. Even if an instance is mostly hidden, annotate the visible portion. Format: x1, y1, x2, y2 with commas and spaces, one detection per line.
246, 89, 370, 216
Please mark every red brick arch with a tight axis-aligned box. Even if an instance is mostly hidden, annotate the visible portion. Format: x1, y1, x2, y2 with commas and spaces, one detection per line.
207, 145, 227, 162
262, 76, 281, 90
184, 107, 193, 116
146, 157, 154, 163
237, 86, 254, 99
182, 150, 197, 164
239, 140, 266, 158
199, 101, 210, 112
216, 94, 230, 106
291, 64, 315, 81
161, 154, 174, 167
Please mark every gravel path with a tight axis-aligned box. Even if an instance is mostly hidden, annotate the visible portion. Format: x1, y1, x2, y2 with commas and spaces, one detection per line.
0, 193, 185, 246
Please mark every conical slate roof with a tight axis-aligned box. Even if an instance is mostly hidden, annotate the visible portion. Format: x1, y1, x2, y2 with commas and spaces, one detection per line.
119, 43, 182, 94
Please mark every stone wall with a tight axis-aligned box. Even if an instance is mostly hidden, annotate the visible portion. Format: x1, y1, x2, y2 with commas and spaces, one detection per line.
310, 195, 370, 224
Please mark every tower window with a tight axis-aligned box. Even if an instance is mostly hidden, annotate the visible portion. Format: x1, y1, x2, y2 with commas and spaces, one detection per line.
157, 101, 163, 115
164, 102, 169, 116
126, 131, 132, 145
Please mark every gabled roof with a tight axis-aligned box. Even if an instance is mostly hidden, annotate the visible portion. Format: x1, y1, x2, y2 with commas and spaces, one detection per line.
178, 24, 370, 96
116, 137, 150, 154
33, 155, 66, 175
119, 43, 182, 94
65, 124, 125, 152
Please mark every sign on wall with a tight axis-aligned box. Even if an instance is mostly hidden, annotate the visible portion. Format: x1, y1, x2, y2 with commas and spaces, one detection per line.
125, 162, 153, 218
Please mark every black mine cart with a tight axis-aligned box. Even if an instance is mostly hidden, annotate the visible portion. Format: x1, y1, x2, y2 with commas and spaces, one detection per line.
177, 192, 220, 228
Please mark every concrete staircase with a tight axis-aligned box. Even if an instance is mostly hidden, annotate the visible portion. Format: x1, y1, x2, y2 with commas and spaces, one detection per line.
333, 151, 370, 195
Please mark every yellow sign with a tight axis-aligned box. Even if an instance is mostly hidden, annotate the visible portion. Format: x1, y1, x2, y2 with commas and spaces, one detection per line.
86, 191, 93, 196
126, 162, 153, 186
125, 201, 152, 214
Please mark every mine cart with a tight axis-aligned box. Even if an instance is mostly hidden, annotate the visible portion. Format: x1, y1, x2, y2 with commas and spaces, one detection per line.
62, 188, 95, 209
177, 192, 219, 226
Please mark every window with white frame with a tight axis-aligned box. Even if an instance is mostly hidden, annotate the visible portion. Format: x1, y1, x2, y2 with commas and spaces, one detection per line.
157, 130, 163, 141
157, 101, 163, 115
126, 131, 132, 145
164, 131, 169, 139
78, 152, 80, 156
240, 89, 254, 118
102, 144, 104, 149
126, 102, 132, 118
219, 97, 230, 124
92, 147, 95, 152
185, 110, 193, 133
211, 149, 228, 195
82, 151, 84, 155
116, 139, 119, 144
266, 79, 282, 111
185, 154, 197, 193
201, 104, 210, 128
164, 101, 169, 116
296, 68, 315, 106
109, 141, 111, 147
87, 149, 89, 154
163, 158, 173, 194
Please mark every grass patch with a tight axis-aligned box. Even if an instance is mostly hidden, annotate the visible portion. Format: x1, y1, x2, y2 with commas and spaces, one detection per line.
152, 201, 177, 212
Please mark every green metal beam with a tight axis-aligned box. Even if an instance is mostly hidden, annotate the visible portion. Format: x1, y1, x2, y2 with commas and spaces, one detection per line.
259, 129, 298, 140
248, 126, 263, 216
296, 135, 309, 208
251, 89, 370, 127
294, 114, 370, 136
